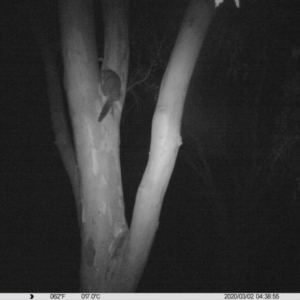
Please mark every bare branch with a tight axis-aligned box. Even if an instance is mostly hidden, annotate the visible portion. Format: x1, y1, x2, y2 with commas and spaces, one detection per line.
127, 62, 154, 92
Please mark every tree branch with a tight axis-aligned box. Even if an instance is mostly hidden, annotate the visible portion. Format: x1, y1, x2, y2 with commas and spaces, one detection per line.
24, 4, 80, 220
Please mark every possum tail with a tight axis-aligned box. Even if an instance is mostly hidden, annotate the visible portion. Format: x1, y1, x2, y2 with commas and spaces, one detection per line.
98, 98, 113, 122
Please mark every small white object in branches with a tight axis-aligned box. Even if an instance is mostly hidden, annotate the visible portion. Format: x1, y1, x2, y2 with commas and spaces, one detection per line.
215, 0, 239, 8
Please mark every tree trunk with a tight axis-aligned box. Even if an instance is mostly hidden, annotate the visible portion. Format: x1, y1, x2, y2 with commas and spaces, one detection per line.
58, 0, 214, 292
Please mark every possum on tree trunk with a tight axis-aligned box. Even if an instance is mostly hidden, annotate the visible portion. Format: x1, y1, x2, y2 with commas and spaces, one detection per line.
98, 69, 121, 122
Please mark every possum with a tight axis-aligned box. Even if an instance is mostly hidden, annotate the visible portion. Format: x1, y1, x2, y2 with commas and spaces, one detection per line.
98, 69, 121, 122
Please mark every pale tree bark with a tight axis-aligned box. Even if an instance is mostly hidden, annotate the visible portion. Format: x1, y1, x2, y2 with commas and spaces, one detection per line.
116, 0, 215, 291
57, 0, 214, 292
59, 0, 129, 291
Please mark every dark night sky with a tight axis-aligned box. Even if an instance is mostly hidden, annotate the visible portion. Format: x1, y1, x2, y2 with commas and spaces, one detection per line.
1, 0, 300, 293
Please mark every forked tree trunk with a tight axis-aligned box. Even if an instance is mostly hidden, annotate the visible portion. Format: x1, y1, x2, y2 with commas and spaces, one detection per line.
57, 0, 214, 292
